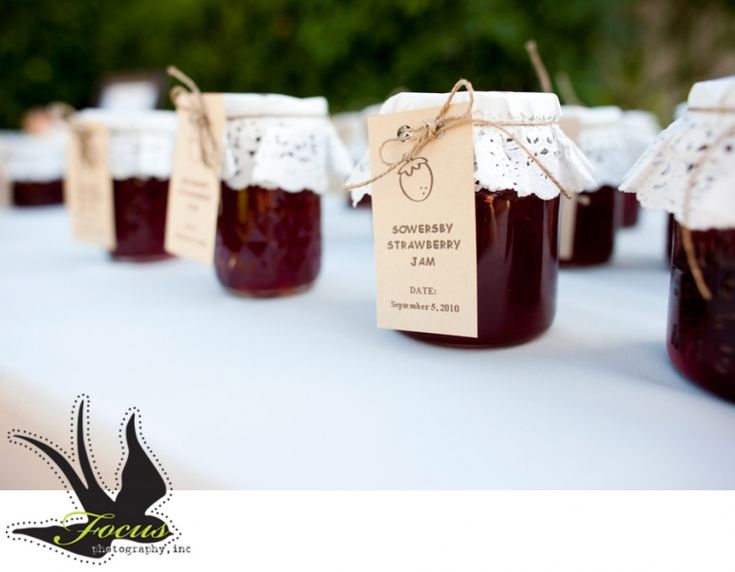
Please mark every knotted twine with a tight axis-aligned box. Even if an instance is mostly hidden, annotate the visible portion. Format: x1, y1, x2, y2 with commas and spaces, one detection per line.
167, 66, 220, 170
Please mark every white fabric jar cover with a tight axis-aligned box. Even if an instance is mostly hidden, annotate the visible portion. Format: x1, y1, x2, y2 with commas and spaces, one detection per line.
332, 103, 382, 163
220, 94, 353, 194
4, 128, 68, 183
621, 110, 661, 174
560, 105, 633, 191
347, 90, 595, 205
73, 109, 177, 180
621, 75, 735, 231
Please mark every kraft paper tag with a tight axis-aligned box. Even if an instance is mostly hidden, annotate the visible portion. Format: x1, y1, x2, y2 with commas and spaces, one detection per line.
559, 196, 577, 261
165, 93, 225, 264
368, 104, 478, 338
558, 116, 583, 261
65, 122, 116, 249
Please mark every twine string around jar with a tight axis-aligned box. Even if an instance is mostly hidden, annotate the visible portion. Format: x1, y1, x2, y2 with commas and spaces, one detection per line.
344, 78, 570, 199
167, 66, 219, 170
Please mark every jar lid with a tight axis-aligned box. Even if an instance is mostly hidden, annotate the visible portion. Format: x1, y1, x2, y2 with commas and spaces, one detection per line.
560, 105, 632, 189
220, 94, 351, 194
223, 94, 328, 117
74, 109, 177, 180
621, 110, 661, 173
380, 90, 560, 122
5, 130, 67, 183
74, 109, 177, 132
621, 75, 735, 230
346, 89, 595, 203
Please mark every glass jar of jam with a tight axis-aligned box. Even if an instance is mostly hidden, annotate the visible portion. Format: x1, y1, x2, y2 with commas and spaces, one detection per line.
214, 94, 352, 297
74, 110, 177, 261
668, 221, 735, 400
111, 176, 171, 261
405, 189, 560, 347
7, 132, 67, 207
559, 106, 629, 267
215, 185, 322, 296
347, 90, 594, 347
621, 75, 735, 400
560, 185, 619, 267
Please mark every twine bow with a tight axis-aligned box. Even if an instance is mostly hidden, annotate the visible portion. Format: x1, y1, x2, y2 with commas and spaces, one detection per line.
167, 66, 219, 170
344, 78, 570, 199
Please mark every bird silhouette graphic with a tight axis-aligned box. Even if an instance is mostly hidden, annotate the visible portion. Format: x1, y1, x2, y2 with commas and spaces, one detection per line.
10, 399, 172, 559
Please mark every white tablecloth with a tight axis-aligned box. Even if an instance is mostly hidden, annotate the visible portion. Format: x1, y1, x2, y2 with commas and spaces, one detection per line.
2, 197, 734, 489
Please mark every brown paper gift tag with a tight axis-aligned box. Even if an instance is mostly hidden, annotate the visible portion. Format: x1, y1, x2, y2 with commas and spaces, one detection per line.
165, 93, 226, 264
368, 104, 478, 338
558, 116, 583, 261
559, 195, 577, 261
65, 122, 116, 249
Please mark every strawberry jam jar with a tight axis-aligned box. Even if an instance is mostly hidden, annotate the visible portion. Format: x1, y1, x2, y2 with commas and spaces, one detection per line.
560, 185, 619, 267
621, 75, 735, 400
405, 189, 560, 347
111, 177, 170, 260
214, 94, 351, 297
668, 222, 735, 401
215, 185, 322, 296
7, 132, 67, 207
559, 106, 629, 267
347, 90, 594, 347
74, 109, 177, 261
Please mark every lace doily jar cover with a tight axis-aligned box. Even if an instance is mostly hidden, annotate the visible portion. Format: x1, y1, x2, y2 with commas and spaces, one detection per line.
621, 75, 735, 401
346, 90, 595, 347
5, 128, 67, 207
74, 109, 177, 260
558, 105, 629, 266
216, 93, 353, 297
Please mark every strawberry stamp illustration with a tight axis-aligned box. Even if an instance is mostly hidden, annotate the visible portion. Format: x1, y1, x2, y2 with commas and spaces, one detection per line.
398, 157, 434, 202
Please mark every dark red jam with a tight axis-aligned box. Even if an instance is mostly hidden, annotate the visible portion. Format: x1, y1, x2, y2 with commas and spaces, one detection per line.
560, 185, 618, 267
620, 192, 640, 228
12, 180, 63, 207
403, 189, 560, 347
215, 184, 321, 297
110, 178, 171, 261
667, 221, 735, 401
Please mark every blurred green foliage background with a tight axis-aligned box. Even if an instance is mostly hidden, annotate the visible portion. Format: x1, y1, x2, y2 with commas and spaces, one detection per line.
1, 0, 734, 127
